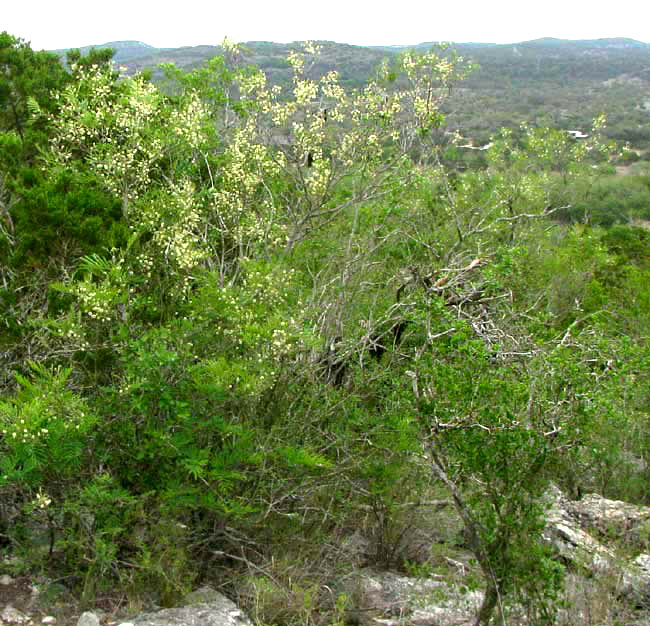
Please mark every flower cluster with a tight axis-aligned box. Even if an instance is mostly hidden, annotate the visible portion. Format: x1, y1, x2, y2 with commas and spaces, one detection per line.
74, 279, 120, 323
50, 67, 165, 211
148, 179, 206, 272
34, 489, 52, 509
0, 396, 90, 449
170, 90, 210, 150
43, 41, 470, 356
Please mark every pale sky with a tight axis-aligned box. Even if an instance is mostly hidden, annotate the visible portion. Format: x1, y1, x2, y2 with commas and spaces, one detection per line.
4, 0, 649, 50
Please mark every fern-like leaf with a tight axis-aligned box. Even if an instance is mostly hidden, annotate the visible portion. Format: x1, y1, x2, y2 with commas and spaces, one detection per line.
76, 253, 112, 279
26, 96, 42, 119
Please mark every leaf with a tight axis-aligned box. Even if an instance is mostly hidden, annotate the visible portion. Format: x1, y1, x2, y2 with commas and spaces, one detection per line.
76, 253, 112, 279
26, 96, 42, 119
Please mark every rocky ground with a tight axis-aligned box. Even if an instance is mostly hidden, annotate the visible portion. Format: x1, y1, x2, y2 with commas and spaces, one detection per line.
0, 570, 121, 626
3, 487, 650, 625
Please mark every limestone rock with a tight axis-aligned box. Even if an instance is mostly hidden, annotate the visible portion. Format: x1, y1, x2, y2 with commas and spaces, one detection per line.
343, 569, 481, 626
621, 553, 650, 606
544, 485, 618, 573
1, 605, 29, 624
571, 493, 650, 545
76, 612, 101, 626
181, 586, 223, 605
545, 486, 650, 606
127, 587, 252, 626
0, 574, 14, 585
347, 569, 445, 612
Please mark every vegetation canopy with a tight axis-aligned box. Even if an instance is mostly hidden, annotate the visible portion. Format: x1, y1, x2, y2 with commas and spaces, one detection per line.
1, 32, 650, 626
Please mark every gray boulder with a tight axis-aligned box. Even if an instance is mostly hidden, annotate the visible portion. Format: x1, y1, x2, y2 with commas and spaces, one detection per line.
622, 554, 650, 607
1, 606, 30, 624
343, 569, 482, 626
122, 587, 252, 626
544, 487, 618, 574
571, 492, 650, 546
77, 612, 101, 626
544, 485, 650, 605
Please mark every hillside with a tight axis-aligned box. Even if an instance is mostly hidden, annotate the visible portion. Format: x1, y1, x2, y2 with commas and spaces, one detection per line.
54, 37, 650, 148
52, 39, 161, 65
55, 36, 650, 83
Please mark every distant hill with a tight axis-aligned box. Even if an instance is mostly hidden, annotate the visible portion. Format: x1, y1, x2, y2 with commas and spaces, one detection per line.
53, 36, 650, 86
450, 37, 650, 87
53, 39, 390, 88
53, 40, 162, 65
52, 37, 650, 149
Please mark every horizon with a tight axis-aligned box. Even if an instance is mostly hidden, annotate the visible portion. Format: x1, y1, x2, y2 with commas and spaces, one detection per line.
5, 0, 650, 52
45, 34, 650, 53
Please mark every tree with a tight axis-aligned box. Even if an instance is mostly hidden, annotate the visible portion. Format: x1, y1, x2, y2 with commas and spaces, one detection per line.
0, 32, 67, 140
0, 33, 68, 242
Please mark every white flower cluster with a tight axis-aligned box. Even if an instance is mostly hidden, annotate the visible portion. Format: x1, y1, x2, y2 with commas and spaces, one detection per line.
50, 67, 165, 210
211, 121, 284, 254
239, 71, 268, 97
0, 402, 89, 451
287, 51, 305, 74
150, 179, 206, 272
170, 90, 210, 150
207, 266, 305, 370
221, 37, 239, 54
34, 489, 52, 509
74, 280, 117, 323
133, 253, 155, 279
293, 79, 318, 106
62, 322, 91, 350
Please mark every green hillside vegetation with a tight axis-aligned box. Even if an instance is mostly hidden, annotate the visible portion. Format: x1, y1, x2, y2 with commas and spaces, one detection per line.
53, 36, 650, 151
2, 32, 650, 625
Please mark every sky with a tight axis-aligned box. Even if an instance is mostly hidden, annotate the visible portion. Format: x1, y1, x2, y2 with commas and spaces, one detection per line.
4, 0, 649, 50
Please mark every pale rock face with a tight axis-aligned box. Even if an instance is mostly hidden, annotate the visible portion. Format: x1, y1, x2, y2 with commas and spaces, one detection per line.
544, 485, 650, 604
342, 569, 483, 626
76, 612, 101, 626
621, 553, 650, 604
1, 605, 30, 624
572, 492, 650, 541
124, 588, 253, 626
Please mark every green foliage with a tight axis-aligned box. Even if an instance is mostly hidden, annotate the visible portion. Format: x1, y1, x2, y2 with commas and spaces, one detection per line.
66, 46, 116, 75
0, 362, 95, 490
601, 223, 650, 262
0, 32, 68, 139
10, 169, 125, 268
560, 174, 650, 225
2, 33, 649, 625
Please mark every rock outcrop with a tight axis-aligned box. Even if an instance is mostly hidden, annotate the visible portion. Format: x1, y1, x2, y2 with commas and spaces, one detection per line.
545, 485, 650, 606
77, 612, 101, 626
117, 587, 253, 626
5, 488, 650, 626
343, 569, 482, 626
338, 487, 650, 624
571, 492, 650, 546
0, 606, 29, 625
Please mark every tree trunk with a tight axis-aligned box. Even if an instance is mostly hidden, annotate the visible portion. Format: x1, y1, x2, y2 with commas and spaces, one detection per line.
474, 581, 498, 626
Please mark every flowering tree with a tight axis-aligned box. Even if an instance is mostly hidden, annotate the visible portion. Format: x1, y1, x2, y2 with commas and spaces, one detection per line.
220, 44, 473, 248
41, 42, 472, 355
44, 65, 213, 339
